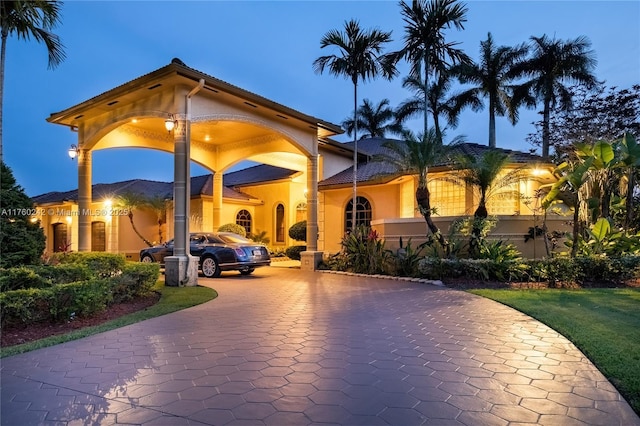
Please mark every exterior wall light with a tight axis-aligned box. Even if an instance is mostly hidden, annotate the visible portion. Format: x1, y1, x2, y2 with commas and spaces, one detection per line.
68, 144, 79, 160
165, 114, 177, 132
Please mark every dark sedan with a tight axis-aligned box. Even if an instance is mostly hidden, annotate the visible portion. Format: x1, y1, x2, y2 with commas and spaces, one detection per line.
140, 232, 271, 278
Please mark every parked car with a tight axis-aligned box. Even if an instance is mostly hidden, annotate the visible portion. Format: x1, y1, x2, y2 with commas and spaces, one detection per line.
140, 232, 271, 278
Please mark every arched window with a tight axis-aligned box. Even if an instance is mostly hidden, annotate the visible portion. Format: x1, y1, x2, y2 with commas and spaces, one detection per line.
52, 223, 68, 252
91, 221, 106, 252
345, 196, 372, 231
275, 204, 285, 243
295, 202, 307, 223
236, 209, 252, 235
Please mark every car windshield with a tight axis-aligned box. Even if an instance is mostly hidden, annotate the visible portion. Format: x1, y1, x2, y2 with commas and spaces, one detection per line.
217, 233, 253, 244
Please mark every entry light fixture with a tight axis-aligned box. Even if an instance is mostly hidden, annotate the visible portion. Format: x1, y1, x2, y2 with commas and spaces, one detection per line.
68, 144, 79, 160
165, 114, 177, 132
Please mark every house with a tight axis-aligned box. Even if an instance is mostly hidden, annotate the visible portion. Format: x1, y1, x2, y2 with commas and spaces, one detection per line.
33, 59, 568, 282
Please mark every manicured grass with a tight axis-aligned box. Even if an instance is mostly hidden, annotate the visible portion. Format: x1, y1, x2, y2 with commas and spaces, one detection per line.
0, 282, 217, 358
469, 288, 640, 414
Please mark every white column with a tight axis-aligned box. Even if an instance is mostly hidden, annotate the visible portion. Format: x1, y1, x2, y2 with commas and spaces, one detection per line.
306, 153, 318, 251
77, 149, 92, 252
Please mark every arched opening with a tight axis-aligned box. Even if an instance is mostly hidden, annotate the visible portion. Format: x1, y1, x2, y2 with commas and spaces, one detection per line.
275, 204, 285, 243
236, 209, 252, 235
345, 196, 372, 231
91, 221, 106, 252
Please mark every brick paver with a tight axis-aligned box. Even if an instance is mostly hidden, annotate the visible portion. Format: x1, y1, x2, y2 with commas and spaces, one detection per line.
1, 267, 638, 425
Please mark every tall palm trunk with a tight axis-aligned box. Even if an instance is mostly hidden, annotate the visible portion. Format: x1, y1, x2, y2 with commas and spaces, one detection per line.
488, 92, 496, 148
571, 195, 580, 258
352, 80, 358, 230
625, 170, 636, 231
128, 212, 153, 247
542, 96, 552, 159
423, 57, 430, 137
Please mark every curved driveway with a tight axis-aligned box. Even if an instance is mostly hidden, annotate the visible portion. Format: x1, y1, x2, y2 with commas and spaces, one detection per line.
1, 267, 638, 425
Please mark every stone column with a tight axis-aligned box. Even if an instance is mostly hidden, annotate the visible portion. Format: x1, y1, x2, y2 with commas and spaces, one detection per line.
77, 149, 92, 252
212, 171, 223, 230
301, 150, 323, 271
165, 119, 198, 286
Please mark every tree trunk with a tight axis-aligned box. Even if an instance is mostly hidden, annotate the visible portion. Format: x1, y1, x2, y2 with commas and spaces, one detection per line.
416, 186, 448, 252
128, 213, 153, 247
488, 94, 496, 148
352, 80, 358, 231
0, 30, 7, 164
625, 169, 636, 231
571, 195, 580, 258
542, 97, 551, 159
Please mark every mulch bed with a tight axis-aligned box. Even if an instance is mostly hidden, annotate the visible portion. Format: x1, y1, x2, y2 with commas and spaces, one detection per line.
1, 292, 161, 348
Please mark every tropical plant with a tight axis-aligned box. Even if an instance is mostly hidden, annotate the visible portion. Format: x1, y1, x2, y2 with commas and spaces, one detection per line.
394, 72, 460, 144
0, 0, 66, 163
314, 19, 396, 229
340, 225, 391, 274
115, 191, 153, 247
248, 229, 270, 245
373, 129, 450, 250
450, 32, 531, 147
0, 162, 46, 267
144, 195, 169, 244
511, 34, 598, 158
342, 98, 400, 139
217, 223, 247, 237
390, 236, 428, 277
387, 0, 470, 137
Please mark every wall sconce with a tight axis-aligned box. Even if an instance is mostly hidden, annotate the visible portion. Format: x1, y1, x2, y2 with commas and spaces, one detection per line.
165, 114, 177, 132
68, 144, 79, 160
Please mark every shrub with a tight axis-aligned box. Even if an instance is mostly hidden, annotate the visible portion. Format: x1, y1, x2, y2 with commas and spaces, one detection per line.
389, 237, 427, 277
248, 229, 270, 244
288, 221, 307, 242
0, 267, 52, 291
341, 225, 392, 275
49, 280, 112, 321
285, 245, 306, 260
0, 288, 54, 326
218, 223, 247, 237
31, 264, 93, 285
111, 262, 160, 303
48, 252, 126, 278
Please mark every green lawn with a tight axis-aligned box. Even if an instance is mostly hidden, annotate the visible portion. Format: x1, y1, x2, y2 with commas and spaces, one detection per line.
0, 282, 217, 358
469, 288, 640, 414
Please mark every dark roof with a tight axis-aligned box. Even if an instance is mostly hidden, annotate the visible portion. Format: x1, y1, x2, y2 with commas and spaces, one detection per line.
319, 137, 549, 189
31, 165, 294, 204
224, 164, 300, 187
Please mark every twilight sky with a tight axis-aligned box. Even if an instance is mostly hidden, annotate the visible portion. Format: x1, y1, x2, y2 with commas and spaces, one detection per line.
3, 0, 639, 197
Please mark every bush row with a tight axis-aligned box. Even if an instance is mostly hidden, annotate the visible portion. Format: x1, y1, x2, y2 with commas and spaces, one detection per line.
417, 256, 640, 286
0, 262, 160, 327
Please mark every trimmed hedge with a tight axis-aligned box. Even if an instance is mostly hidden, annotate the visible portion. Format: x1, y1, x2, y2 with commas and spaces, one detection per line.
417, 256, 640, 286
285, 245, 306, 261
218, 223, 247, 237
49, 252, 126, 278
0, 258, 160, 327
0, 267, 52, 292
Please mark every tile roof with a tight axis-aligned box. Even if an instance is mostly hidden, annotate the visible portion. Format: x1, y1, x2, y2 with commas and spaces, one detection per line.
31, 164, 292, 204
319, 137, 549, 189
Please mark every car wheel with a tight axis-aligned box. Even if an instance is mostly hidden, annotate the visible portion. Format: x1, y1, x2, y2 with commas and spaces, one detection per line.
240, 268, 255, 276
201, 256, 221, 278
141, 254, 154, 263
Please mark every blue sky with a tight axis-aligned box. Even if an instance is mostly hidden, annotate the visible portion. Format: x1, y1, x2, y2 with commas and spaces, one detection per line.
4, 0, 639, 197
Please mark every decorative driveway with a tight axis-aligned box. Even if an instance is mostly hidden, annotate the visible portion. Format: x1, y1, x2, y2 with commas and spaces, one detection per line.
1, 267, 638, 425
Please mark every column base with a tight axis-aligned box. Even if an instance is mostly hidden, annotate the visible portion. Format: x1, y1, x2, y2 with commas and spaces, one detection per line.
165, 255, 199, 286
300, 251, 323, 271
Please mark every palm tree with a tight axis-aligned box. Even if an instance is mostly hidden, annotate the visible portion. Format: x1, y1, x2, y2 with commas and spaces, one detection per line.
511, 34, 597, 158
448, 150, 526, 218
388, 0, 470, 138
144, 195, 170, 244
394, 72, 463, 144
342, 98, 400, 139
116, 191, 154, 247
450, 32, 530, 148
314, 19, 396, 229
373, 128, 450, 249
0, 0, 66, 163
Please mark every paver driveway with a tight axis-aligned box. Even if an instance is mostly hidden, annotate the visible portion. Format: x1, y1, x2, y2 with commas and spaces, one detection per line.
1, 267, 638, 425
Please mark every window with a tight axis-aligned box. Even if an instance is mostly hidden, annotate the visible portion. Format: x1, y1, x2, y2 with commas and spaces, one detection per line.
91, 222, 106, 252
487, 183, 520, 215
52, 223, 68, 252
345, 196, 372, 231
276, 204, 285, 243
428, 179, 467, 216
295, 202, 307, 223
236, 209, 252, 235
